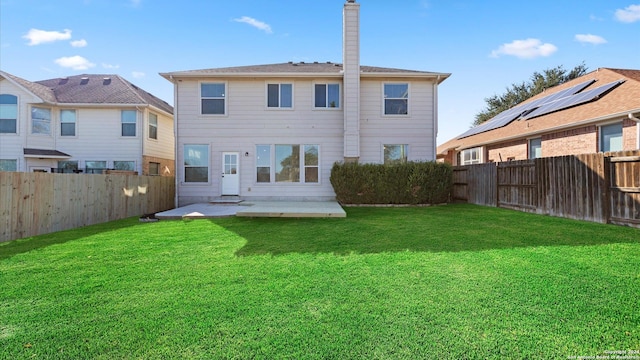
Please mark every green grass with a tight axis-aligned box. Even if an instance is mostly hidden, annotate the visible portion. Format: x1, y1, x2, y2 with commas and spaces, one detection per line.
1, 204, 639, 359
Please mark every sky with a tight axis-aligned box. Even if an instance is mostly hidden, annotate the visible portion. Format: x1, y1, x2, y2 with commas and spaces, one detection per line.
1, 0, 639, 145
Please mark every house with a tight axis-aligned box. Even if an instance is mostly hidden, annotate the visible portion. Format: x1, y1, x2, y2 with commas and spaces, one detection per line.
0, 71, 174, 175
160, 0, 450, 205
438, 68, 640, 165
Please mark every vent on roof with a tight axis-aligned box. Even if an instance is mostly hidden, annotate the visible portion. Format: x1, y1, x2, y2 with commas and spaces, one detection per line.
58, 78, 69, 85
300, 61, 305, 64
288, 61, 293, 64
103, 77, 111, 85
80, 77, 89, 85
313, 61, 319, 64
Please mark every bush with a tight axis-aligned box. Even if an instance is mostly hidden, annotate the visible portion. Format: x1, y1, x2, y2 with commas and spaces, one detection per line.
330, 161, 452, 205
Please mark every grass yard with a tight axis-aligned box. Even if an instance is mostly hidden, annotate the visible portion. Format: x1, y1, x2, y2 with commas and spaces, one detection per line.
1, 204, 639, 359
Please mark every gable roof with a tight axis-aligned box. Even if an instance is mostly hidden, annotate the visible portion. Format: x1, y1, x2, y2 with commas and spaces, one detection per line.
0, 71, 173, 115
438, 67, 640, 154
161, 62, 450, 83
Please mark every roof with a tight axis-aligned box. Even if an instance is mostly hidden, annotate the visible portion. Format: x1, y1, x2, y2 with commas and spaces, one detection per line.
0, 71, 173, 115
23, 148, 71, 158
161, 62, 450, 83
437, 67, 640, 154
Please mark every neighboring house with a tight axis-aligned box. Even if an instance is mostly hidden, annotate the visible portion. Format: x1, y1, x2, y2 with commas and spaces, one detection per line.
438, 68, 640, 165
0, 71, 174, 175
161, 0, 450, 205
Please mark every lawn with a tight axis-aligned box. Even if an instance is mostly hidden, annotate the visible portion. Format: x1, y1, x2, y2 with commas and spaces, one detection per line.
1, 204, 639, 359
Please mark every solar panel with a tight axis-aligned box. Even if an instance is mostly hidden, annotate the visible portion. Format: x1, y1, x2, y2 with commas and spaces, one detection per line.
523, 80, 624, 120
457, 79, 597, 139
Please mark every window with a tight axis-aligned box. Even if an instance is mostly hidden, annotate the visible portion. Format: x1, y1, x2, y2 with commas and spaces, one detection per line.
314, 84, 340, 108
121, 110, 136, 136
383, 144, 408, 165
256, 145, 271, 183
148, 113, 158, 140
32, 107, 51, 134
257, 144, 319, 183
267, 83, 293, 108
149, 162, 160, 176
0, 159, 17, 171
57, 161, 78, 173
384, 83, 408, 115
0, 94, 17, 134
60, 109, 76, 136
184, 144, 209, 182
114, 161, 135, 171
600, 123, 623, 152
460, 147, 482, 165
86, 161, 107, 174
201, 83, 225, 115
529, 138, 542, 159
304, 145, 319, 183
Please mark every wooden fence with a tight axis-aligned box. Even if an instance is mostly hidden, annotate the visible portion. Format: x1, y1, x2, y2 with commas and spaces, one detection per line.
452, 150, 640, 228
0, 173, 175, 242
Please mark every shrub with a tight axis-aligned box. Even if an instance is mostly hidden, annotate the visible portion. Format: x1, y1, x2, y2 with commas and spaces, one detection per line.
330, 161, 452, 204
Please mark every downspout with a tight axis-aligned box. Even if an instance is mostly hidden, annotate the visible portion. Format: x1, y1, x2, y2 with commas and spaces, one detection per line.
136, 106, 144, 175
171, 75, 179, 208
433, 75, 441, 160
629, 113, 640, 149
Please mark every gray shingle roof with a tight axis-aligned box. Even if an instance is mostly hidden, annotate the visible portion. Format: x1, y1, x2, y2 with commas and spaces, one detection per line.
1, 71, 172, 115
162, 62, 450, 81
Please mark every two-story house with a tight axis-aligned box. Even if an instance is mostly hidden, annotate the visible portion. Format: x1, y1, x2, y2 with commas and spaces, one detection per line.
0, 71, 174, 175
438, 68, 640, 165
161, 0, 450, 205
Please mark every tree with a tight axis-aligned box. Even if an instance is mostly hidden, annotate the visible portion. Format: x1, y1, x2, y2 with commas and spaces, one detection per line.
472, 63, 588, 126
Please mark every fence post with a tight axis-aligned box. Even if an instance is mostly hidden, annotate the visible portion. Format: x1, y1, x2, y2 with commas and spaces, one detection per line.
602, 155, 611, 224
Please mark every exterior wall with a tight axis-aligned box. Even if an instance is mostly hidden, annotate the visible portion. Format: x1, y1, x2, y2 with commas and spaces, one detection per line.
622, 118, 638, 150
359, 78, 436, 163
142, 155, 175, 176
542, 126, 597, 157
143, 108, 175, 162
486, 139, 527, 162
175, 77, 344, 205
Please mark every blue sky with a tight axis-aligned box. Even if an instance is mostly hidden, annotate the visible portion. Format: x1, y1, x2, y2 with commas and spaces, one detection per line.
1, 0, 639, 145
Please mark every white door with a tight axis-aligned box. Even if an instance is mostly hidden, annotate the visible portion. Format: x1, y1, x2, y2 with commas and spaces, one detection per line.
221, 152, 239, 195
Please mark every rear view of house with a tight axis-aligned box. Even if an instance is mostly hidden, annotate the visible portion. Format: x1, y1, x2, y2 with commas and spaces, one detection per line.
0, 72, 174, 175
438, 68, 640, 165
161, 0, 450, 205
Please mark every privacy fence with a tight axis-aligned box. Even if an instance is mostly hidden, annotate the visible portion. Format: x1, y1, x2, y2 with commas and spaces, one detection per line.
452, 150, 640, 228
0, 173, 175, 242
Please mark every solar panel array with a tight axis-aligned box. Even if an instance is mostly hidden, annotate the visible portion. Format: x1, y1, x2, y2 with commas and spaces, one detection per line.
457, 79, 598, 139
522, 80, 624, 120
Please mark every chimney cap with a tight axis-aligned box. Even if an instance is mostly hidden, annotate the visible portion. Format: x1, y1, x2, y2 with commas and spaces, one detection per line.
346, 0, 355, 2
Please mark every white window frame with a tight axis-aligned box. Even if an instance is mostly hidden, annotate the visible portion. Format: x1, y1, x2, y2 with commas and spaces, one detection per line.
183, 144, 210, 183
148, 113, 158, 140
255, 144, 320, 184
383, 83, 409, 116
313, 83, 341, 109
200, 82, 227, 116
31, 106, 51, 135
599, 122, 623, 152
528, 138, 542, 159
266, 83, 294, 109
60, 109, 77, 137
460, 147, 482, 165
121, 110, 137, 137
0, 94, 18, 134
383, 144, 409, 165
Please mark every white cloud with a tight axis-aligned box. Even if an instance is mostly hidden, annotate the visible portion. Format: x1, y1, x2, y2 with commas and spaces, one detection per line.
132, 71, 145, 78
70, 39, 88, 48
54, 55, 96, 70
233, 16, 272, 34
490, 38, 557, 59
615, 4, 640, 23
575, 34, 607, 45
102, 63, 120, 69
23, 29, 72, 46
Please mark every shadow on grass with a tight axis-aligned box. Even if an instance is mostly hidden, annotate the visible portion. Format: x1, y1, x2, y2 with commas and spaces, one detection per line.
222, 204, 640, 257
0, 218, 145, 261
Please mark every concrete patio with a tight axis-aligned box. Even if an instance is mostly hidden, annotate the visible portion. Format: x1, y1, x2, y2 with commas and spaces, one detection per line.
155, 201, 346, 219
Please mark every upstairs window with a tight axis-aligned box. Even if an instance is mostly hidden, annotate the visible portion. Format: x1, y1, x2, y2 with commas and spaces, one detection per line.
148, 113, 158, 140
201, 83, 226, 115
32, 107, 51, 135
383, 144, 408, 165
600, 123, 623, 152
121, 110, 137, 136
60, 109, 76, 136
384, 83, 409, 115
314, 84, 340, 108
0, 94, 17, 134
267, 83, 293, 108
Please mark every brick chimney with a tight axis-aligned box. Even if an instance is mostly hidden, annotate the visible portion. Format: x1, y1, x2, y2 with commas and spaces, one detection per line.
342, 0, 360, 162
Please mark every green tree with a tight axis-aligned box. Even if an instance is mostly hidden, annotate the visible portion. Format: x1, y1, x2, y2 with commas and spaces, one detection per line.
473, 63, 588, 126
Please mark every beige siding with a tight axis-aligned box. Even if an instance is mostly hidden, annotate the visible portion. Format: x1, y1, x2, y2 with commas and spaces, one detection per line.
143, 109, 174, 160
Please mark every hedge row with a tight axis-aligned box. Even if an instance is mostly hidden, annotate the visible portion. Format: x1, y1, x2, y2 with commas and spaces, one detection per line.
330, 161, 452, 205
